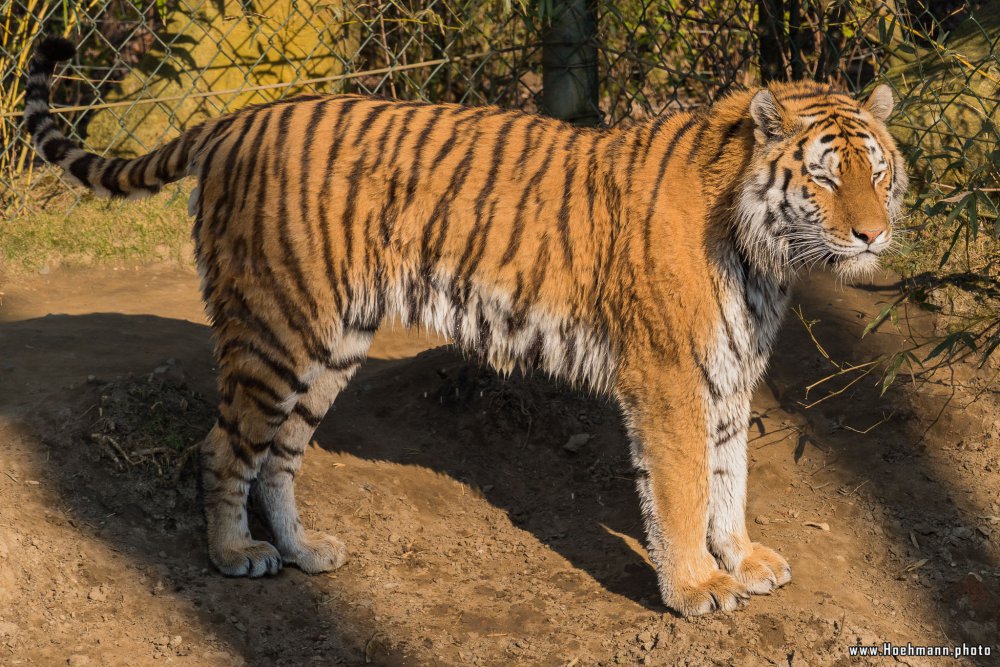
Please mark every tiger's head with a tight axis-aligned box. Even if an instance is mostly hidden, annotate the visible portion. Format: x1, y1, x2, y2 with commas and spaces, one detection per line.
737, 81, 908, 282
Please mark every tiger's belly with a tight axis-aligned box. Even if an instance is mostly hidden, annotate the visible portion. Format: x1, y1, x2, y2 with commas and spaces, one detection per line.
369, 267, 617, 392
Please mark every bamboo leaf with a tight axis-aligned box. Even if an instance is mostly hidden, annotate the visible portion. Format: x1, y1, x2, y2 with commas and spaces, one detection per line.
863, 304, 895, 338
881, 353, 906, 395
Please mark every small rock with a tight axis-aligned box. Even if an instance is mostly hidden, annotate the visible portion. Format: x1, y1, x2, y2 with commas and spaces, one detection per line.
152, 358, 187, 387
953, 572, 998, 616
952, 526, 973, 540
754, 515, 770, 525
636, 630, 657, 651
67, 656, 90, 667
563, 433, 592, 454
88, 585, 107, 602
169, 635, 183, 648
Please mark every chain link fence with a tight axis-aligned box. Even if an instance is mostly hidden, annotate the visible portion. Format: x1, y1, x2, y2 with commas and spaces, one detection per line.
1, 0, 544, 212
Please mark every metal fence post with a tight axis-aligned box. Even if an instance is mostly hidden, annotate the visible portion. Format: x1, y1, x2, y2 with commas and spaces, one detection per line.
541, 0, 599, 126
757, 0, 786, 83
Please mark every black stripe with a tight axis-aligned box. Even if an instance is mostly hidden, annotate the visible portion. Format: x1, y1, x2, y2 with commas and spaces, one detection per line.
456, 115, 520, 279
292, 403, 324, 428
780, 167, 792, 191
271, 441, 301, 459
500, 130, 559, 266
690, 335, 721, 401
352, 102, 393, 148
557, 132, 582, 270
421, 126, 483, 263
642, 117, 698, 263
326, 355, 364, 372
248, 393, 289, 420
191, 132, 232, 245
272, 104, 320, 319
217, 340, 309, 394
762, 158, 779, 192
514, 117, 545, 176
341, 147, 370, 264
384, 107, 418, 169
706, 118, 748, 166
298, 100, 329, 250
220, 285, 296, 363
316, 98, 364, 310
24, 107, 50, 135
43, 138, 73, 163
230, 440, 255, 467
68, 153, 98, 186
404, 106, 447, 200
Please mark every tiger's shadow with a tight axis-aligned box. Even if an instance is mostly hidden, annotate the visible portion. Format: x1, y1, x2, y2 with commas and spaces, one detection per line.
1, 309, 659, 666
311, 345, 662, 609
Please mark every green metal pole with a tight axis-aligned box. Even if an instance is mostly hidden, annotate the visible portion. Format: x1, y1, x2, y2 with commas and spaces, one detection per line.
541, 0, 600, 126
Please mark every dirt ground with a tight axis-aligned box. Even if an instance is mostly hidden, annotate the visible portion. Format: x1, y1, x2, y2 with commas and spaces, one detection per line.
0, 264, 998, 666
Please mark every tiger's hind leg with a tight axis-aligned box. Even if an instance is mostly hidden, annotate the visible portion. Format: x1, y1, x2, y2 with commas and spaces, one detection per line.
201, 374, 292, 578
202, 325, 372, 578
252, 327, 373, 573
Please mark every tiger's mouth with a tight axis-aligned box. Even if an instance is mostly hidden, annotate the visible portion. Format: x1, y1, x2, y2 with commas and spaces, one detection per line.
828, 247, 883, 281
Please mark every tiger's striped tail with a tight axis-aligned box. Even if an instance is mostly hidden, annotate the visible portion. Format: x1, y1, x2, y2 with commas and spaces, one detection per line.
26, 36, 217, 199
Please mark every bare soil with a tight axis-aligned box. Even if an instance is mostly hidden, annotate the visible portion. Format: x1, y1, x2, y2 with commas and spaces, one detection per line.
0, 264, 998, 666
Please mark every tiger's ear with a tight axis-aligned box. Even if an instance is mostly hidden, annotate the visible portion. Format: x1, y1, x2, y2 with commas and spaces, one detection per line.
749, 89, 789, 143
863, 84, 894, 121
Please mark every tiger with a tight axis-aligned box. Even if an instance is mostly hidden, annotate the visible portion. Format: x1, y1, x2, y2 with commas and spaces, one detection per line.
25, 36, 906, 616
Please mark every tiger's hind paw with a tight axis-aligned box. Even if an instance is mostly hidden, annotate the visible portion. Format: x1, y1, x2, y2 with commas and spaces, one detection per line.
212, 539, 282, 577
280, 531, 348, 574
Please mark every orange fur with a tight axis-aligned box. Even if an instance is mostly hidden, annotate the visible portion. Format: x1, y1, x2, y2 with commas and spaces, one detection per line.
26, 37, 906, 615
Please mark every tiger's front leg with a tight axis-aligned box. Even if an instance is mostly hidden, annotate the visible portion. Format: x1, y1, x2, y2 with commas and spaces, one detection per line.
618, 362, 751, 616
707, 392, 792, 593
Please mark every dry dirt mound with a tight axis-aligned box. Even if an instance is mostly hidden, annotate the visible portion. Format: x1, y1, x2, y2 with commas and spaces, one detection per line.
83, 358, 215, 480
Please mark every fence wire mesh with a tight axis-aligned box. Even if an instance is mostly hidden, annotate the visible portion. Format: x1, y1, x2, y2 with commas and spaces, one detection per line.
1, 0, 998, 239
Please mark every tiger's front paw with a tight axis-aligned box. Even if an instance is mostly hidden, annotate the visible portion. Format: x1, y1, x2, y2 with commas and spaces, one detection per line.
280, 531, 348, 574
211, 539, 282, 577
667, 570, 752, 616
732, 543, 792, 594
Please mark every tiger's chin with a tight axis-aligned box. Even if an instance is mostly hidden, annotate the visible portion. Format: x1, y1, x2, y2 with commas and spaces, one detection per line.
831, 250, 882, 284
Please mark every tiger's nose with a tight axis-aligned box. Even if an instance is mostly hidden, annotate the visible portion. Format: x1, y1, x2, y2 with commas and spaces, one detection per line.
852, 227, 886, 245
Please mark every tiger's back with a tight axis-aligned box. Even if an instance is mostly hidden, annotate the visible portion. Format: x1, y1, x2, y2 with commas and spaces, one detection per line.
195, 96, 638, 391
